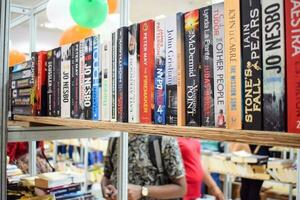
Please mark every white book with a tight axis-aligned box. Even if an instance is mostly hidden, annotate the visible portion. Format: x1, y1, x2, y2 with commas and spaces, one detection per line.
213, 2, 226, 128
128, 24, 140, 123
102, 40, 113, 121
79, 40, 85, 119
111, 32, 118, 122
165, 15, 178, 125
61, 44, 71, 118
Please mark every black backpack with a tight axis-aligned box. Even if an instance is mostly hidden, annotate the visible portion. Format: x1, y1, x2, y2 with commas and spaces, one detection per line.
108, 135, 166, 184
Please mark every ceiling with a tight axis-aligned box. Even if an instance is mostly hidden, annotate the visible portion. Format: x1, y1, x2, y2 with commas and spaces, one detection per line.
10, 0, 211, 53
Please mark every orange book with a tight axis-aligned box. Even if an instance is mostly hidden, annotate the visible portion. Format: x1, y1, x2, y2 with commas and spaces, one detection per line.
224, 0, 242, 129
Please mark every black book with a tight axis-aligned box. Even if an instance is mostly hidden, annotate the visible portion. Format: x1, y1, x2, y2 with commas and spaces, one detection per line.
8, 67, 13, 119
12, 105, 32, 115
200, 6, 214, 127
84, 37, 93, 120
71, 42, 80, 118
47, 50, 53, 116
184, 10, 201, 126
53, 47, 61, 117
241, 0, 263, 130
117, 27, 129, 122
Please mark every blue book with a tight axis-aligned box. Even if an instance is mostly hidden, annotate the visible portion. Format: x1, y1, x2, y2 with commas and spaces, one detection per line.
92, 35, 101, 120
154, 18, 166, 124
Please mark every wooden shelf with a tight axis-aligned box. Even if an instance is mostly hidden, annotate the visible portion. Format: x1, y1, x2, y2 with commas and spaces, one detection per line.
13, 115, 300, 148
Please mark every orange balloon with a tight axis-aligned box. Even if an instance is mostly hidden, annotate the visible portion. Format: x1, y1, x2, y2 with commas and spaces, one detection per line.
9, 50, 26, 67
59, 25, 94, 46
108, 0, 117, 14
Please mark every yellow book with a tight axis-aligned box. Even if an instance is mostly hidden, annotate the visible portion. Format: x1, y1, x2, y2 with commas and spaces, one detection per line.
225, 0, 242, 129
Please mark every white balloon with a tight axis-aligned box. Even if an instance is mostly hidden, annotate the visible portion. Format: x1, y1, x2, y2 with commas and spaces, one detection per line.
46, 0, 76, 30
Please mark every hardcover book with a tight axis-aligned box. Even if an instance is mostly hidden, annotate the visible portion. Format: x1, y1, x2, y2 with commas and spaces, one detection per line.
92, 35, 101, 120
241, 0, 263, 130
139, 20, 155, 124
102, 40, 113, 121
165, 15, 178, 125
154, 18, 167, 125
71, 42, 80, 119
128, 24, 140, 123
117, 27, 129, 122
225, 0, 242, 129
200, 5, 214, 127
47, 50, 53, 116
176, 12, 186, 126
212, 2, 226, 128
53, 47, 61, 117
61, 44, 71, 118
78, 40, 85, 119
286, 0, 299, 133
184, 9, 201, 126
37, 51, 47, 116
111, 32, 117, 122
84, 37, 93, 120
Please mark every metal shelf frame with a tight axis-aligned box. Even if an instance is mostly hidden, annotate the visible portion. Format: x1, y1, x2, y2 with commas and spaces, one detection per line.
1, 0, 299, 199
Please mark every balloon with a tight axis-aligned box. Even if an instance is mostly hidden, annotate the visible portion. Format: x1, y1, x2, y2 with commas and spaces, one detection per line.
59, 25, 94, 46
47, 0, 76, 30
9, 50, 26, 67
70, 0, 108, 28
108, 0, 117, 13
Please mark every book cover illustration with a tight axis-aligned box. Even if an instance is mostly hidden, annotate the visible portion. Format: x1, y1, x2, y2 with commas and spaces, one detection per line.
241, 0, 263, 130
263, 0, 285, 131
154, 18, 166, 125
128, 24, 140, 123
213, 2, 226, 128
200, 6, 215, 127
184, 9, 201, 126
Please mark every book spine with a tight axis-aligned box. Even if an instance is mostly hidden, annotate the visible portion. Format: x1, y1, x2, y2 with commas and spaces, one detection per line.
286, 0, 300, 133
74, 42, 80, 118
55, 48, 62, 117
30, 52, 38, 116
200, 6, 214, 127
128, 24, 140, 123
79, 40, 85, 119
140, 20, 155, 124
12, 96, 31, 106
165, 16, 178, 125
184, 10, 201, 126
154, 18, 166, 125
71, 44, 76, 118
241, 0, 263, 130
37, 51, 47, 116
12, 88, 31, 98
11, 69, 32, 80
213, 2, 226, 128
61, 45, 71, 118
84, 37, 93, 120
117, 27, 129, 122
8, 67, 12, 119
52, 48, 57, 116
47, 50, 53, 116
12, 106, 32, 115
225, 0, 242, 129
176, 13, 186, 126
102, 41, 110, 121
263, 0, 286, 131
92, 35, 101, 120
111, 32, 117, 122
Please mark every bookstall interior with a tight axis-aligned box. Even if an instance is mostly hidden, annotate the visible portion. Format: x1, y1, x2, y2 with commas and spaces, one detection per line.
1, 0, 300, 200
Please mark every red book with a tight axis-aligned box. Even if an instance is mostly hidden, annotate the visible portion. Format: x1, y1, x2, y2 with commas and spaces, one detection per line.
37, 51, 48, 116
139, 20, 155, 124
286, 0, 300, 133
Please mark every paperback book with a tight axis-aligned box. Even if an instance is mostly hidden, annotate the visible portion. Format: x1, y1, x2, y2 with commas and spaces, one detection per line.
92, 35, 101, 120
102, 40, 112, 121
47, 50, 53, 116
111, 32, 117, 122
71, 42, 80, 119
37, 51, 47, 116
53, 47, 61, 117
84, 37, 93, 120
61, 44, 71, 118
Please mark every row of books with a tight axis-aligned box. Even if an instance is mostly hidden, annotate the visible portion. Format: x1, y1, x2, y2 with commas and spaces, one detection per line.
9, 0, 300, 133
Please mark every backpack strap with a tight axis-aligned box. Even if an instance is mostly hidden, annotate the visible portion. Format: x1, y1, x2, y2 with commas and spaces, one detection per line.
148, 135, 165, 184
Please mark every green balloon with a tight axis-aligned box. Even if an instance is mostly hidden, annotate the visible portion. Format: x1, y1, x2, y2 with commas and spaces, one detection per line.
70, 0, 108, 28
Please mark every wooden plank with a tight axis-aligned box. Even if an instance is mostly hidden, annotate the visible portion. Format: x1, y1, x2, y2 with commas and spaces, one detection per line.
13, 115, 300, 148
7, 120, 40, 127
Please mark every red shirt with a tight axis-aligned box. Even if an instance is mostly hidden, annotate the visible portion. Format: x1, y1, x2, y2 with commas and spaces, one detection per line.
7, 142, 44, 163
178, 138, 203, 200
